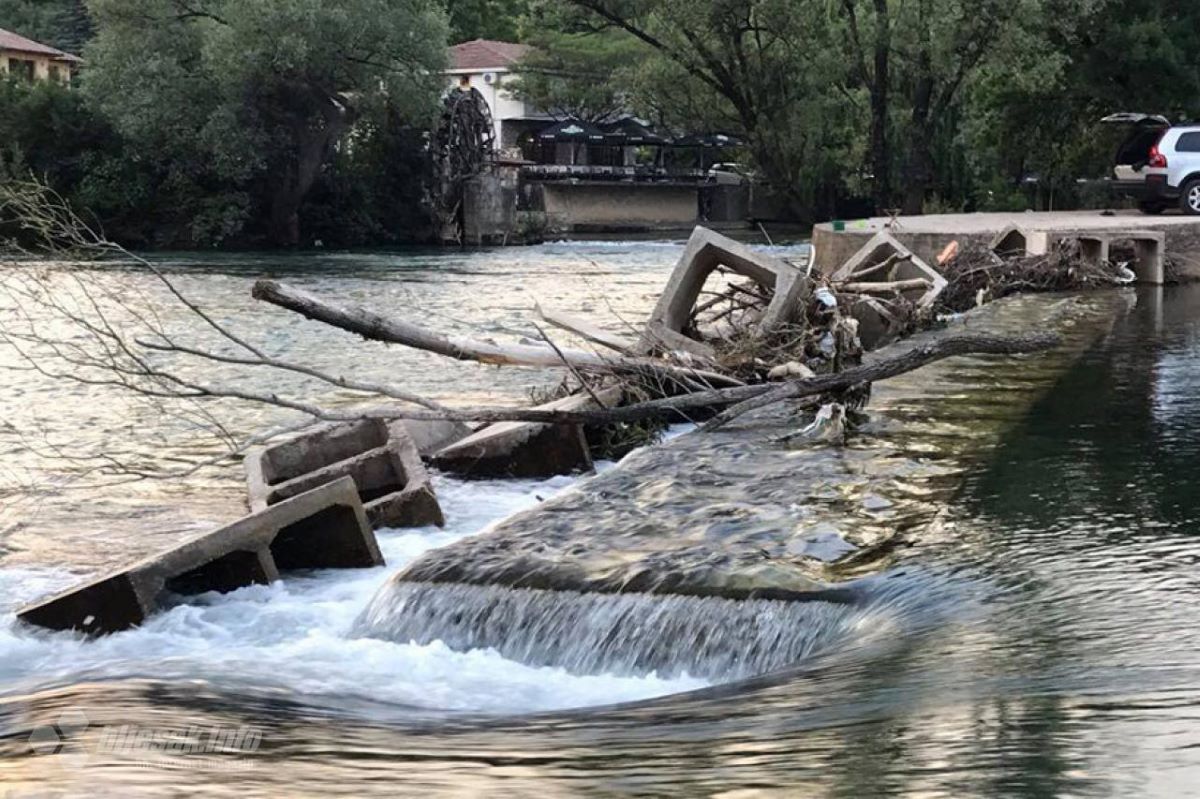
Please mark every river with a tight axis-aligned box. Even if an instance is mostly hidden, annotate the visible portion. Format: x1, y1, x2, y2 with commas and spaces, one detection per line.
2, 242, 1199, 796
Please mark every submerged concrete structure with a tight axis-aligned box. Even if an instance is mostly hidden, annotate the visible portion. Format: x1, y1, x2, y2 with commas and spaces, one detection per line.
432, 386, 624, 478
641, 226, 810, 357
355, 291, 1133, 677
812, 210, 1200, 283
246, 419, 446, 529
19, 477, 381, 636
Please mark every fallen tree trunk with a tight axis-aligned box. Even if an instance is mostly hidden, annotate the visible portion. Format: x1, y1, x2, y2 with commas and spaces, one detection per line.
253, 280, 741, 388
291, 331, 1060, 428
840, 278, 932, 295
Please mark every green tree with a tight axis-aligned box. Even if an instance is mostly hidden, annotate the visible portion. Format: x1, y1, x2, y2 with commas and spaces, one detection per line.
526, 0, 856, 220
511, 22, 643, 123
83, 0, 448, 246
445, 0, 529, 43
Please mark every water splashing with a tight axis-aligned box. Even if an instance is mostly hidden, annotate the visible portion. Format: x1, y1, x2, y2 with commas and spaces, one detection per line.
353, 581, 896, 681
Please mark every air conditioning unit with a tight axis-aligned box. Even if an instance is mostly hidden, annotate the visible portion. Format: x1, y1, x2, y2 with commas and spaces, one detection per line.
482, 72, 498, 85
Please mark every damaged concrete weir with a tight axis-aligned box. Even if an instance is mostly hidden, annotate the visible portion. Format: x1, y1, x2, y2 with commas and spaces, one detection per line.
246, 418, 447, 529
812, 210, 1192, 283
21, 477, 381, 635
355, 292, 1133, 676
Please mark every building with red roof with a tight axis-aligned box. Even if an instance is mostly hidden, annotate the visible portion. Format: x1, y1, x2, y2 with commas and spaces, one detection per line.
446, 39, 549, 153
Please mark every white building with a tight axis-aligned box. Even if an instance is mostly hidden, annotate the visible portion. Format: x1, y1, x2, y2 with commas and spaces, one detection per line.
446, 39, 551, 155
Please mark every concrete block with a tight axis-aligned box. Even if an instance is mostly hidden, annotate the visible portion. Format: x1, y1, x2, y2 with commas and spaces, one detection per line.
832, 232, 949, 350
246, 419, 444, 529
641, 227, 810, 355
18, 477, 379, 636
1077, 235, 1109, 266
989, 225, 1049, 257
1103, 230, 1166, 285
432, 386, 623, 479
834, 232, 948, 308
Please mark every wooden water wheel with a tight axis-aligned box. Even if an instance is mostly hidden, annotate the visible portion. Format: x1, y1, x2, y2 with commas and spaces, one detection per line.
431, 88, 496, 243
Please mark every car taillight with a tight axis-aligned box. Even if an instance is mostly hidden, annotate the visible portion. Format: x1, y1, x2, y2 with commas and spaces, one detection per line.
1149, 142, 1168, 168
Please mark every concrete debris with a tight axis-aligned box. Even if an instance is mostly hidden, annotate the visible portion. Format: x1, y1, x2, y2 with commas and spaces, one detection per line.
19, 477, 380, 636
246, 418, 445, 530
832, 232, 948, 350
536, 304, 638, 354
641, 226, 811, 356
432, 385, 624, 479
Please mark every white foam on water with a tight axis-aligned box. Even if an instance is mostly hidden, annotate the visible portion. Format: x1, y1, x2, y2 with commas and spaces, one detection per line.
0, 470, 707, 714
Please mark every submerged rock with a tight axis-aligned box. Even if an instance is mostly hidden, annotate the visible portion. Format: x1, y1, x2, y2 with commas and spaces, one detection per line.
786, 525, 859, 563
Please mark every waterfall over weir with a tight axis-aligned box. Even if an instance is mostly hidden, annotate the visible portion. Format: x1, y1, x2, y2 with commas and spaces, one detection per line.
353, 581, 904, 681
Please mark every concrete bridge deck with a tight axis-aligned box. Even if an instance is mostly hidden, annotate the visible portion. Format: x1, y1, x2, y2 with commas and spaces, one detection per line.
812, 211, 1200, 280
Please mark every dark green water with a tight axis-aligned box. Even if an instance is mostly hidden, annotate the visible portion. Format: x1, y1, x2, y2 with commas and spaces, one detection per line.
2, 246, 1199, 795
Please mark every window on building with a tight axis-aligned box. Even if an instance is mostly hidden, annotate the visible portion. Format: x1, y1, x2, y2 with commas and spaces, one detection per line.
48, 64, 63, 83
1177, 132, 1200, 153
8, 58, 36, 82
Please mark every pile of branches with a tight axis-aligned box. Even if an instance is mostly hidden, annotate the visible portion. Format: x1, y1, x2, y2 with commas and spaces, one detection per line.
935, 240, 1133, 314
690, 274, 864, 384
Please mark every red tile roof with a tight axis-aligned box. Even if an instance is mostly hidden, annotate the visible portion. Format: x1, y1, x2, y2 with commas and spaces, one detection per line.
0, 27, 82, 62
449, 39, 530, 71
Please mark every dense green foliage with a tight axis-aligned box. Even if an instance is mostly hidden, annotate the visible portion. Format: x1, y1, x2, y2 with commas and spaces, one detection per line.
446, 0, 529, 43
2, 0, 447, 247
517, 0, 1200, 219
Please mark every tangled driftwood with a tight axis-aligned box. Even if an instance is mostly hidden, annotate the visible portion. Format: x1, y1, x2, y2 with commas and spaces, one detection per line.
935, 240, 1133, 314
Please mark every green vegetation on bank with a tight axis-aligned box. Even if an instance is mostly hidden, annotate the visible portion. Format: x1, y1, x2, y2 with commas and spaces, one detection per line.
3, 0, 1200, 247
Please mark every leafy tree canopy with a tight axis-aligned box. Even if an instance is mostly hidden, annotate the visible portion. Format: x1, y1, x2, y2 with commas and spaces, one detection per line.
0, 0, 90, 53
82, 0, 448, 245
445, 0, 529, 43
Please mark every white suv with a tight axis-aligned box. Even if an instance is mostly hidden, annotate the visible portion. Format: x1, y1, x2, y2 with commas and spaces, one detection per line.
1105, 113, 1200, 215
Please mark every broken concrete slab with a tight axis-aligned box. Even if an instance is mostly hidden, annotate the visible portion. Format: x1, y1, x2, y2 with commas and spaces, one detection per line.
397, 419, 474, 458
641, 227, 810, 356
432, 386, 624, 479
246, 419, 445, 530
19, 477, 379, 636
371, 292, 1129, 609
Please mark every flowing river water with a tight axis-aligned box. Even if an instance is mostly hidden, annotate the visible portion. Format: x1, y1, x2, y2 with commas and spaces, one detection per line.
1, 241, 1200, 796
